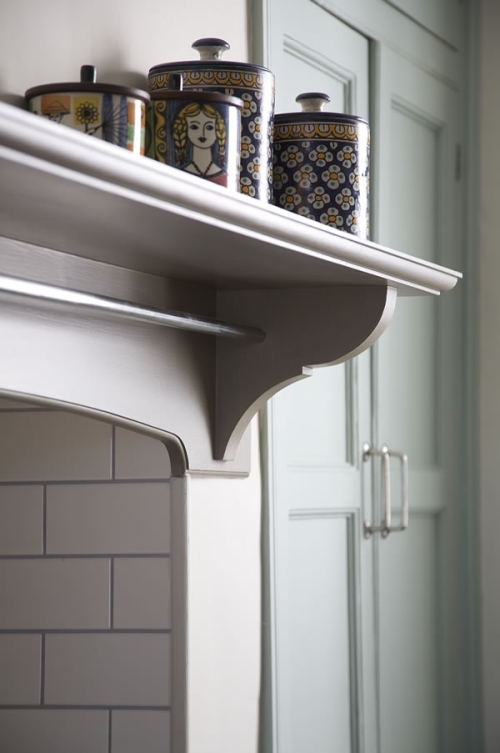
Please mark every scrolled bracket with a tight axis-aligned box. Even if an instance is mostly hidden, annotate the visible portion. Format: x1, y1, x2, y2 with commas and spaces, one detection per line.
215, 284, 397, 461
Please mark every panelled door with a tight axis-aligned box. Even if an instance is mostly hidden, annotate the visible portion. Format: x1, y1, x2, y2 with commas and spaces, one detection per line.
260, 1, 467, 752
261, 5, 377, 752
374, 45, 464, 753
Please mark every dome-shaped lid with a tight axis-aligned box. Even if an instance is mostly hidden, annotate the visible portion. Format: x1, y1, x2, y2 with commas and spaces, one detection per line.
148, 39, 273, 76
275, 91, 369, 125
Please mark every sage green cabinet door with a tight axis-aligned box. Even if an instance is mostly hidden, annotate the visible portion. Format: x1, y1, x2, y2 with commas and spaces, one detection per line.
262, 4, 376, 752
373, 45, 465, 753
381, 0, 463, 48
260, 3, 467, 753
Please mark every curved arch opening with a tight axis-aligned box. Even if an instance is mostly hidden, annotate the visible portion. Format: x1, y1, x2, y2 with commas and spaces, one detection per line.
0, 389, 187, 477
0, 389, 181, 751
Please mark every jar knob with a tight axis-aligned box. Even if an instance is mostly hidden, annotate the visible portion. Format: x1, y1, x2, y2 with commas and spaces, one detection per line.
295, 92, 331, 112
192, 37, 230, 61
80, 65, 97, 83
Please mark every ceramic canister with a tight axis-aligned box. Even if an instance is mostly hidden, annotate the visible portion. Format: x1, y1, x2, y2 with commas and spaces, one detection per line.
273, 93, 370, 238
148, 38, 275, 201
146, 83, 243, 190
25, 65, 150, 154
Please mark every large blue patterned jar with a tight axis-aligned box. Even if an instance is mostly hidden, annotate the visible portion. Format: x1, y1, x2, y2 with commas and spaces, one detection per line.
148, 38, 275, 202
273, 93, 370, 238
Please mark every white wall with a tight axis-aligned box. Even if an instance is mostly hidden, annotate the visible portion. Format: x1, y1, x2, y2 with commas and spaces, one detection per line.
0, 0, 248, 106
0, 3, 263, 753
187, 432, 262, 753
479, 1, 500, 750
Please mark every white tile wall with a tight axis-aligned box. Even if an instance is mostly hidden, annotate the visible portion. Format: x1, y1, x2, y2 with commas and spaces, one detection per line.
0, 485, 43, 554
0, 559, 110, 629
0, 403, 172, 752
0, 710, 109, 753
111, 710, 171, 753
0, 412, 113, 481
46, 482, 171, 554
44, 634, 171, 706
0, 635, 41, 704
113, 558, 171, 629
114, 427, 171, 479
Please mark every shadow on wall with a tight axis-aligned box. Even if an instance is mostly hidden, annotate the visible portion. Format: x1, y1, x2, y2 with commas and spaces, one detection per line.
0, 394, 173, 753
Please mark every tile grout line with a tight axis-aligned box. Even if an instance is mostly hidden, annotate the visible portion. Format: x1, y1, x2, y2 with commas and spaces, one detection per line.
0, 629, 172, 634
0, 553, 171, 560
110, 558, 114, 630
42, 485, 47, 555
111, 425, 116, 480
0, 479, 172, 487
108, 709, 112, 753
40, 634, 45, 705
0, 704, 171, 711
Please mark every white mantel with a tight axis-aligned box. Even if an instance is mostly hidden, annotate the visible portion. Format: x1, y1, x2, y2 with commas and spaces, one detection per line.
0, 102, 460, 475
0, 100, 461, 753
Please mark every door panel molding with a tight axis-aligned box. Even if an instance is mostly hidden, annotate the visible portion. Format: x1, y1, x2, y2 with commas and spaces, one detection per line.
283, 35, 357, 111
289, 509, 363, 753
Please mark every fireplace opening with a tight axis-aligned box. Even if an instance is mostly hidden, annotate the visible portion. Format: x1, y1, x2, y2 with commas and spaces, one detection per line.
0, 394, 173, 753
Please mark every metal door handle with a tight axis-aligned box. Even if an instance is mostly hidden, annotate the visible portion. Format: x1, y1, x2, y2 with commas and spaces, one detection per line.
362, 443, 409, 539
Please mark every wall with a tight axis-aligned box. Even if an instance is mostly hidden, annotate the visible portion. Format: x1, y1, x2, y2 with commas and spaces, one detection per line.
187, 464, 262, 753
479, 1, 500, 750
0, 4, 263, 753
0, 397, 172, 752
0, 0, 248, 106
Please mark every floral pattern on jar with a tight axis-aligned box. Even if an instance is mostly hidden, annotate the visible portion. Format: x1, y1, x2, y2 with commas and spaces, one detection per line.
272, 114, 370, 238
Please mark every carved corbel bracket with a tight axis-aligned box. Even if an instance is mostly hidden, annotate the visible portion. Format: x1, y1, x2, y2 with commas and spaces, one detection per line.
216, 284, 396, 460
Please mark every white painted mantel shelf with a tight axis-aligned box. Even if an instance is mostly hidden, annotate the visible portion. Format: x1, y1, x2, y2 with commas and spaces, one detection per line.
0, 101, 461, 474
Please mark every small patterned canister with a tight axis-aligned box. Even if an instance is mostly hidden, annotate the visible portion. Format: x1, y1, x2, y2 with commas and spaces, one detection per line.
148, 38, 275, 201
25, 65, 150, 154
146, 80, 243, 190
273, 93, 370, 238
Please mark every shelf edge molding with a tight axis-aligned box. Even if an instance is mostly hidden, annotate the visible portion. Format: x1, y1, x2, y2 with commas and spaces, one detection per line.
0, 102, 462, 296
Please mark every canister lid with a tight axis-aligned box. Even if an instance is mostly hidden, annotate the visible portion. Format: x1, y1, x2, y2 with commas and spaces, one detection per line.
25, 65, 150, 103
275, 91, 368, 125
148, 38, 273, 76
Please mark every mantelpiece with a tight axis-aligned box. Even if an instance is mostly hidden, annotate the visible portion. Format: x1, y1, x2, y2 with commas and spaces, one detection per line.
0, 101, 461, 474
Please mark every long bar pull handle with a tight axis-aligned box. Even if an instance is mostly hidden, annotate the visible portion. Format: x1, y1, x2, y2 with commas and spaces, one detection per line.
386, 449, 409, 534
362, 443, 409, 539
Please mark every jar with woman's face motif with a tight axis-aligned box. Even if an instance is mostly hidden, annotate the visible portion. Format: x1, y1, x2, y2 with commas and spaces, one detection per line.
146, 89, 243, 190
148, 38, 275, 201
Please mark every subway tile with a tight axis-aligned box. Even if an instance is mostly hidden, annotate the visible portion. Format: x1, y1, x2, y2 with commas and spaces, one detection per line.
0, 485, 43, 554
114, 427, 171, 479
45, 634, 170, 706
112, 710, 170, 753
0, 710, 108, 753
0, 559, 110, 629
0, 412, 112, 482
0, 635, 41, 704
47, 482, 170, 555
114, 558, 171, 629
